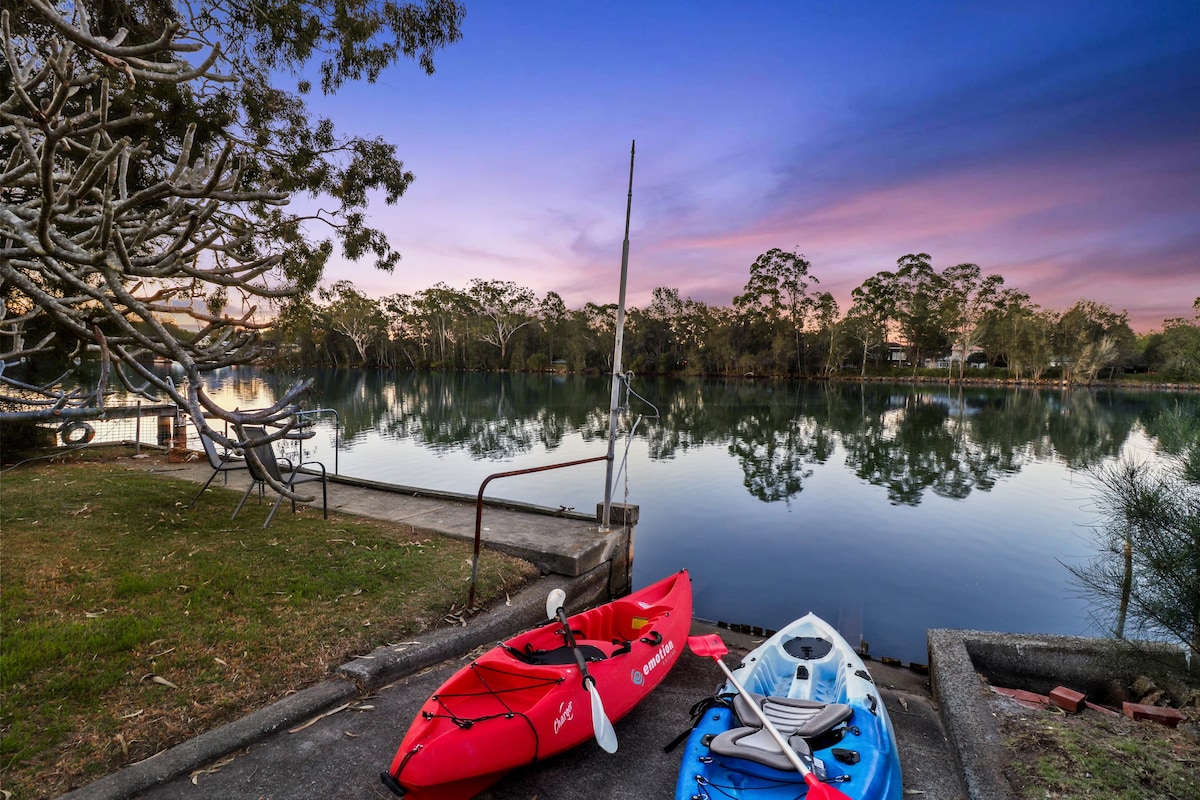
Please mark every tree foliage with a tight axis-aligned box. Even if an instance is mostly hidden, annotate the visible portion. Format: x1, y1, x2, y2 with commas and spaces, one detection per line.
1141, 300, 1200, 382
1, 0, 463, 481
272, 262, 1195, 385
734, 248, 818, 374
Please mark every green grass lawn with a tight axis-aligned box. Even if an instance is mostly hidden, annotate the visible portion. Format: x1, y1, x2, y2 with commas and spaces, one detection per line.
0, 450, 538, 797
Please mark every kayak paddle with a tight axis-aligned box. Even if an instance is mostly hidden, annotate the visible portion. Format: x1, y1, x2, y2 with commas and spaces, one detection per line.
546, 589, 619, 753
687, 634, 852, 800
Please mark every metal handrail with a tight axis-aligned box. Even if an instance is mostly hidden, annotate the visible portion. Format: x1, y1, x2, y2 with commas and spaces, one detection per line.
467, 454, 610, 608
294, 407, 341, 474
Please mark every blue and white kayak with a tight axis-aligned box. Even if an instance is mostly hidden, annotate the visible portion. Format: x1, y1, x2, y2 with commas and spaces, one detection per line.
674, 614, 902, 800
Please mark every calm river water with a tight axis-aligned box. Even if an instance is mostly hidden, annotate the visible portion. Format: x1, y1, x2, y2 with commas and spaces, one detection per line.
194, 368, 1195, 665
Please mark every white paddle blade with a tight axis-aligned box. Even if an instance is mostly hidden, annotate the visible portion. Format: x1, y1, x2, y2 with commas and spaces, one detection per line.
546, 588, 567, 620
587, 682, 618, 753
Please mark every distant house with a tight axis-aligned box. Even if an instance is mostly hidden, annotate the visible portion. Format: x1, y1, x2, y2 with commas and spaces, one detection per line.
927, 345, 987, 370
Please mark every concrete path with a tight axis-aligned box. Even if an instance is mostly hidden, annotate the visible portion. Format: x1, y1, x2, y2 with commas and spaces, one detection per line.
144, 454, 623, 578
57, 561, 963, 800
120, 621, 962, 800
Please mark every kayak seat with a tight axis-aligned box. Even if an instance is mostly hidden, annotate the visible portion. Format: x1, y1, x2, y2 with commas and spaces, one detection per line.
504, 643, 607, 666
708, 726, 815, 772
733, 693, 853, 739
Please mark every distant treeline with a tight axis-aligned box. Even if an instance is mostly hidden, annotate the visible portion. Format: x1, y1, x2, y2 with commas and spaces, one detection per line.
267, 252, 1200, 383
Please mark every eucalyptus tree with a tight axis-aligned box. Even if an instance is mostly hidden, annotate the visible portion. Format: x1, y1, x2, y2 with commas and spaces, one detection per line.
319, 280, 385, 366
890, 254, 949, 370
465, 278, 536, 367
266, 294, 326, 367
940, 263, 1006, 380
1054, 300, 1136, 383
412, 283, 471, 367
977, 289, 1032, 367
1008, 308, 1056, 381
1142, 299, 1200, 381
535, 290, 569, 367
581, 301, 617, 372
673, 302, 734, 375
558, 307, 595, 373
734, 248, 819, 375
1, 0, 464, 486
811, 291, 843, 376
677, 296, 719, 374
380, 292, 422, 368
628, 286, 685, 373
727, 294, 776, 375
846, 273, 894, 375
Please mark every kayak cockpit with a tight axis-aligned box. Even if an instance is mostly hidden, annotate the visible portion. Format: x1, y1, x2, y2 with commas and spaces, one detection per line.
732, 693, 853, 739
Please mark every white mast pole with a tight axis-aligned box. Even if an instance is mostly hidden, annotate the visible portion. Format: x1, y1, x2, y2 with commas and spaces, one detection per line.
601, 141, 635, 532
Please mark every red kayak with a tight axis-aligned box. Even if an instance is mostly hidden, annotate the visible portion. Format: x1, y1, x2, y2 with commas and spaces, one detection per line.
381, 569, 692, 799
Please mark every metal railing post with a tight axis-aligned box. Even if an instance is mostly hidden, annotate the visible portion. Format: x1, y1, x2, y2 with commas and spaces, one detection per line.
468, 455, 609, 609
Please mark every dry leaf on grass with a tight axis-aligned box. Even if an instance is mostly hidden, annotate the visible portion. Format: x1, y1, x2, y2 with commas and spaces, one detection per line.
141, 674, 180, 689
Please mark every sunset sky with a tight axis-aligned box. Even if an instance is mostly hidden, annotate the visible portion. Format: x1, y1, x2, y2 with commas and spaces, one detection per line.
311, 1, 1199, 332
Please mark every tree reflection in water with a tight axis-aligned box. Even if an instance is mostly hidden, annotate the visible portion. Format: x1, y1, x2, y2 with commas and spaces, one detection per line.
203, 370, 1189, 508
190, 369, 1197, 663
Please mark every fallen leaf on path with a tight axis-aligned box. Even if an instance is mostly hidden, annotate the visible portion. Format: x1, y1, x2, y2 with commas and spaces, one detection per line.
190, 753, 239, 783
288, 703, 350, 733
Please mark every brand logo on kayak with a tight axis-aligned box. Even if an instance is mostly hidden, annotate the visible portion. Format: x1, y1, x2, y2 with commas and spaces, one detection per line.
553, 700, 574, 734
640, 639, 675, 678
630, 669, 644, 686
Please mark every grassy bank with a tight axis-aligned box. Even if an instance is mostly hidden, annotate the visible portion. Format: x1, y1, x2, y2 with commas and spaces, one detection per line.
1002, 705, 1200, 799
0, 450, 538, 797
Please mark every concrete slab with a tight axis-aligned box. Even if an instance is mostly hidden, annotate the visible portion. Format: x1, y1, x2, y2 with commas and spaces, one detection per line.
140, 456, 619, 578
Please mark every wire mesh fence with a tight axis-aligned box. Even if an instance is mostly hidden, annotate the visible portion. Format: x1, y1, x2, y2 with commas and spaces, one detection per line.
32, 404, 338, 471
35, 403, 181, 451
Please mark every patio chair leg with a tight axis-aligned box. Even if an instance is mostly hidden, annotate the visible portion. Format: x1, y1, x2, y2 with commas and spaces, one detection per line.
233, 481, 258, 520
189, 471, 220, 507
263, 493, 287, 528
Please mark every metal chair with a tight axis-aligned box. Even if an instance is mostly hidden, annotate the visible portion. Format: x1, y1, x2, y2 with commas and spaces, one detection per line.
232, 425, 328, 528
189, 425, 248, 507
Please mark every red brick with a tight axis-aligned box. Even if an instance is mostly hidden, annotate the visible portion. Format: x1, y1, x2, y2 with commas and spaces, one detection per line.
1049, 686, 1086, 713
1085, 701, 1121, 717
991, 686, 1050, 708
1122, 702, 1187, 728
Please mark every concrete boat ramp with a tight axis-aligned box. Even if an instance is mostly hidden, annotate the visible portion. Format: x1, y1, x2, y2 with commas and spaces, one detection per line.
150, 455, 629, 585
68, 453, 1062, 799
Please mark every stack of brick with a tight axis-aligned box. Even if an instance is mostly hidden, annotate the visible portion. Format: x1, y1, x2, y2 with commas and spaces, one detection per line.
992, 681, 1187, 728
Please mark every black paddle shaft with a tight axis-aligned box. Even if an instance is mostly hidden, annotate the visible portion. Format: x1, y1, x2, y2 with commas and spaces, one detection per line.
555, 608, 595, 687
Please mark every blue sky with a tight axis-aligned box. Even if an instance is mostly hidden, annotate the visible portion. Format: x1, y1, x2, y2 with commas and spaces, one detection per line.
311, 1, 1199, 331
